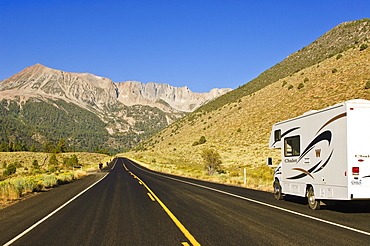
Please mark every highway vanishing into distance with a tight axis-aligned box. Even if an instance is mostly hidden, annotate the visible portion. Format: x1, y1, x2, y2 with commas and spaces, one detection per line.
1, 157, 370, 245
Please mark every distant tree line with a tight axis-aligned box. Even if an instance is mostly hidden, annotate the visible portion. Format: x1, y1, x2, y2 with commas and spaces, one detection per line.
0, 99, 118, 154
1, 138, 69, 153
0, 98, 175, 155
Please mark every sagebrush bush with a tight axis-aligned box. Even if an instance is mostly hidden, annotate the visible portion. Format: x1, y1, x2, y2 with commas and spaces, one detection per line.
192, 136, 207, 146
201, 148, 222, 175
360, 43, 368, 51
3, 163, 17, 176
365, 80, 370, 89
0, 171, 86, 202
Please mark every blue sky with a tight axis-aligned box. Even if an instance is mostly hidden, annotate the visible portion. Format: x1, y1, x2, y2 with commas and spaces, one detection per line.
1, 1, 369, 92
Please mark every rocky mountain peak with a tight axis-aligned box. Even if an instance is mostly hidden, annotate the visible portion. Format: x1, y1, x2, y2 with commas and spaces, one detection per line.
116, 81, 231, 112
0, 64, 231, 113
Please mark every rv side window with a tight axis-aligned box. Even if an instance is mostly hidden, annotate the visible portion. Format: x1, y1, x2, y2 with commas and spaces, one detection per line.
274, 130, 281, 142
284, 136, 300, 157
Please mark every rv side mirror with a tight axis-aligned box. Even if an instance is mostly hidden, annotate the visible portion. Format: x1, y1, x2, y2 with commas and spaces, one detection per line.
267, 157, 273, 166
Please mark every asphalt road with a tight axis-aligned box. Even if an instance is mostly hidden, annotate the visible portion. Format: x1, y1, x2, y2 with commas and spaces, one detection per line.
1, 157, 370, 245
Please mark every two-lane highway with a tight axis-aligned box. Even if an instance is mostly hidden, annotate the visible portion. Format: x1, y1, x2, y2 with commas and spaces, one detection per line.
2, 158, 191, 246
2, 157, 370, 245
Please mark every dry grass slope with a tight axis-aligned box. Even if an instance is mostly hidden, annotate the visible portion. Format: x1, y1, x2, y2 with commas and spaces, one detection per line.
127, 42, 370, 191
199, 19, 370, 112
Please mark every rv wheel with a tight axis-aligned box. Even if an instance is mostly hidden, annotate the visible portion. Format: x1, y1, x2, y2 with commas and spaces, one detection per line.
307, 187, 321, 210
273, 180, 283, 200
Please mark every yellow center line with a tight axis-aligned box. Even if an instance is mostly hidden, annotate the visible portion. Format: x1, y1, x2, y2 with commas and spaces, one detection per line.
124, 164, 201, 246
123, 163, 129, 171
147, 192, 155, 201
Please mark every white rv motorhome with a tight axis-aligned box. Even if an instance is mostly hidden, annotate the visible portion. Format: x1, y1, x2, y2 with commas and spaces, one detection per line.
268, 99, 370, 210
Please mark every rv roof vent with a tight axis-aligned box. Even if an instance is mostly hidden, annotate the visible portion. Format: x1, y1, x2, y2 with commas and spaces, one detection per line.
303, 110, 317, 115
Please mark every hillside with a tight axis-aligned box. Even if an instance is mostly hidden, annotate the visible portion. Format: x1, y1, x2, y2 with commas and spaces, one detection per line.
199, 19, 370, 113
0, 65, 230, 153
127, 20, 370, 190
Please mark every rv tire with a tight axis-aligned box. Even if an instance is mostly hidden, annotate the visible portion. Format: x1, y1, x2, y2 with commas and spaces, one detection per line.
273, 180, 283, 200
307, 186, 321, 210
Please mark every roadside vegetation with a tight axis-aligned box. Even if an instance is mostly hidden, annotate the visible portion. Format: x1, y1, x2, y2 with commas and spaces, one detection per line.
0, 152, 109, 208
119, 152, 274, 191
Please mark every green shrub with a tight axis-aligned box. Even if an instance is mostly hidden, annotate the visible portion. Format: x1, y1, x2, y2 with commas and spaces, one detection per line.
332, 68, 338, 73
282, 81, 287, 87
365, 80, 370, 89
57, 173, 74, 184
199, 136, 206, 144
36, 175, 58, 188
304, 77, 309, 83
3, 163, 17, 176
288, 85, 294, 90
48, 154, 58, 166
201, 148, 222, 175
360, 43, 368, 51
297, 83, 305, 89
192, 136, 207, 146
31, 160, 39, 170
63, 154, 79, 168
336, 54, 343, 60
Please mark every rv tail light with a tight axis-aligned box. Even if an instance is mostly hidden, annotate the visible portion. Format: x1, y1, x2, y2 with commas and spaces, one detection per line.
352, 167, 360, 175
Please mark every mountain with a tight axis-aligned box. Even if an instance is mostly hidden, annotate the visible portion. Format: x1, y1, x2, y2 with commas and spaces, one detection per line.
128, 19, 370, 189
0, 64, 231, 153
0, 63, 230, 113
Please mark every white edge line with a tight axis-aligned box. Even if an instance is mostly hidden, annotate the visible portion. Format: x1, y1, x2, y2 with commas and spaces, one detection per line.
4, 173, 109, 246
111, 158, 118, 169
127, 159, 370, 237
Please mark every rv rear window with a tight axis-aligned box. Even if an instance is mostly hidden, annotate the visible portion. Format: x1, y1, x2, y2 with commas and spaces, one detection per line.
274, 130, 281, 142
284, 136, 300, 157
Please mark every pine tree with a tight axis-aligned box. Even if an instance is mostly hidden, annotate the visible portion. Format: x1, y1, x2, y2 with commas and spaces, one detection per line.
48, 154, 59, 172
56, 138, 67, 153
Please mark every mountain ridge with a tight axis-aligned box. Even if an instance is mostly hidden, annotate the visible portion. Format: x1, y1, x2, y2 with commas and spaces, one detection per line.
198, 18, 370, 113
0, 63, 231, 113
